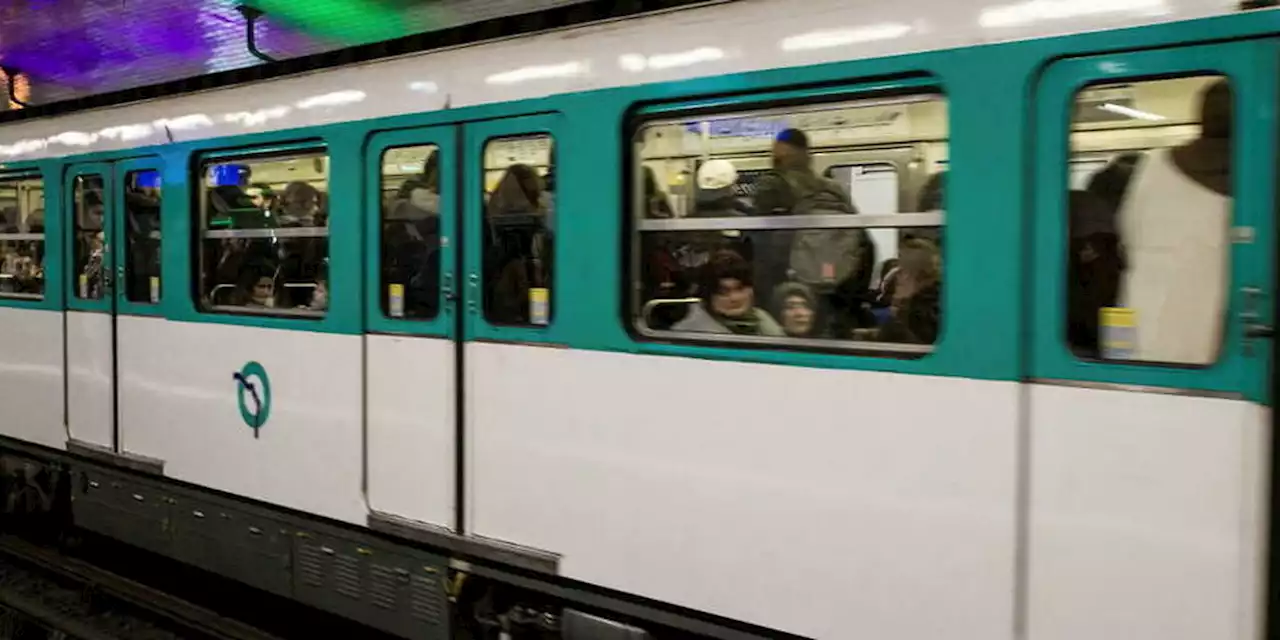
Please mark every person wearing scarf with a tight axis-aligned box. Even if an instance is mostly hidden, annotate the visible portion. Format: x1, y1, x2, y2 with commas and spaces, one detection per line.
673, 249, 783, 337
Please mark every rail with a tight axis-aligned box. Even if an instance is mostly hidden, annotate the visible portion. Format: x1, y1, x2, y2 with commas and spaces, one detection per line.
0, 534, 284, 640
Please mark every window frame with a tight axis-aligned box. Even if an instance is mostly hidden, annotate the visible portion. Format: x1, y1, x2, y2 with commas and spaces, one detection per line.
460, 113, 564, 347
1029, 40, 1276, 400
625, 85, 948, 358
365, 126, 456, 338
115, 157, 165, 317
479, 132, 557, 328
192, 145, 331, 320
0, 171, 48, 303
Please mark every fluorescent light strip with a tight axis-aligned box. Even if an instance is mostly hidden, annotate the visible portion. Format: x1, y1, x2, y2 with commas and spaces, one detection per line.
1099, 102, 1166, 121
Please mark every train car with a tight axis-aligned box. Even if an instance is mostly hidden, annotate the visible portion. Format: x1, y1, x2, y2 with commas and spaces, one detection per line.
0, 0, 1274, 638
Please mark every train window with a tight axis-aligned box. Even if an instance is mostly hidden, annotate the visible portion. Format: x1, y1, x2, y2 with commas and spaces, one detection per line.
631, 94, 948, 353
1064, 76, 1231, 365
482, 134, 554, 326
196, 150, 329, 317
0, 175, 44, 300
380, 144, 441, 320
73, 174, 106, 300
123, 170, 161, 304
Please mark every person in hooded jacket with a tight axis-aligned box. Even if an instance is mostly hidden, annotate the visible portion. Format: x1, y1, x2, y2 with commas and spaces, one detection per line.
773, 282, 821, 338
485, 164, 551, 324
673, 249, 783, 336
384, 150, 443, 318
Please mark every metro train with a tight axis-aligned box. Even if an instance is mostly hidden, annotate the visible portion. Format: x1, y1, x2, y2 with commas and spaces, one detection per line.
0, 0, 1274, 638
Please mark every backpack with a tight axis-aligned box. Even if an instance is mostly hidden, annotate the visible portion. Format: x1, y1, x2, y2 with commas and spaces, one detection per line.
783, 172, 870, 289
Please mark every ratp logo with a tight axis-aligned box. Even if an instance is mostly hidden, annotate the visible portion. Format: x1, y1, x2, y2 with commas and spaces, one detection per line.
233, 361, 271, 438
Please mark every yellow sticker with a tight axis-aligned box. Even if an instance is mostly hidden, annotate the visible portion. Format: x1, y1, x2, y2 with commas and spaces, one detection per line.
149, 276, 160, 304
388, 283, 405, 318
528, 287, 549, 326
78, 273, 88, 299
1099, 306, 1136, 359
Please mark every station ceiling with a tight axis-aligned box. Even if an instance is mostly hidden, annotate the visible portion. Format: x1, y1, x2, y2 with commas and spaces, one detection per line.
0, 0, 597, 106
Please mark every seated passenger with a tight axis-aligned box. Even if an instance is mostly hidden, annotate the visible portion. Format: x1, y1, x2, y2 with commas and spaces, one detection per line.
673, 250, 783, 336
230, 264, 277, 309
773, 282, 820, 338
310, 263, 329, 312
876, 238, 941, 344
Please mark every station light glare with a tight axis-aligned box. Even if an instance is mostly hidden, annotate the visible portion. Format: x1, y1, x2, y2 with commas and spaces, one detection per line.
979, 0, 1170, 28
779, 24, 913, 51
485, 61, 587, 85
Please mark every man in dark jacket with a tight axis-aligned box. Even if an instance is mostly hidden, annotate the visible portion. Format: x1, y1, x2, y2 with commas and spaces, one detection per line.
752, 128, 873, 334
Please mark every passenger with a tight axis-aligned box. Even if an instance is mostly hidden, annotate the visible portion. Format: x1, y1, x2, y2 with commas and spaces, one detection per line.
82, 231, 105, 299
485, 164, 551, 324
751, 128, 872, 334
918, 171, 945, 211
693, 159, 750, 218
232, 264, 277, 309
643, 166, 675, 218
310, 262, 329, 312
1114, 79, 1231, 363
673, 250, 783, 336
907, 171, 945, 245
773, 282, 819, 338
487, 164, 544, 216
1086, 153, 1140, 216
1067, 189, 1124, 357
542, 145, 556, 226
246, 183, 277, 214
876, 238, 941, 344
393, 150, 441, 217
280, 181, 323, 227
26, 208, 43, 234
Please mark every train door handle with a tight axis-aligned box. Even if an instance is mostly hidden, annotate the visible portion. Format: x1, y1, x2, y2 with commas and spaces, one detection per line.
1245, 324, 1274, 339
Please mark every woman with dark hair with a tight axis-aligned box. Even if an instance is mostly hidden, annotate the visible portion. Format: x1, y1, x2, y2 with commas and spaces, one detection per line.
485, 163, 551, 324
487, 163, 544, 216
673, 250, 783, 336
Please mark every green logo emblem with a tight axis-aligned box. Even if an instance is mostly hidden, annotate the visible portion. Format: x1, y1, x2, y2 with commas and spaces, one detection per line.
233, 361, 271, 438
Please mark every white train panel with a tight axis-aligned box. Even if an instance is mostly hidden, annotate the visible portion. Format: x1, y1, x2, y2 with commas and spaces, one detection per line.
0, 0, 1239, 162
0, 307, 64, 450
465, 343, 1019, 640
116, 317, 365, 523
66, 311, 113, 449
1026, 384, 1269, 640
366, 334, 456, 530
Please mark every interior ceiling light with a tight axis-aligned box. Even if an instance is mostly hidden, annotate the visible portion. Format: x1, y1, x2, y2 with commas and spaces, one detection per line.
1099, 102, 1166, 121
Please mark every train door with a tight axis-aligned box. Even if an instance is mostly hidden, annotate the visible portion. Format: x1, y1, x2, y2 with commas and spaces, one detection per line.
1024, 41, 1276, 639
365, 126, 460, 530
64, 158, 162, 454
459, 114, 561, 541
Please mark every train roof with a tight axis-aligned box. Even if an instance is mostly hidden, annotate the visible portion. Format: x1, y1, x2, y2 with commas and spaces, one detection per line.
0, 0, 1245, 162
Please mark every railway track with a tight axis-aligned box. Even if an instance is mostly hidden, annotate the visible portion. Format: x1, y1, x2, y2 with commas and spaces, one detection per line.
0, 534, 284, 640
